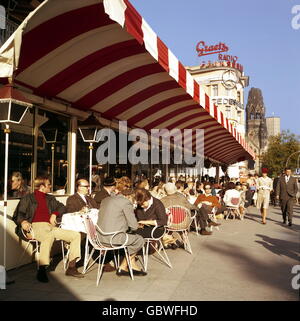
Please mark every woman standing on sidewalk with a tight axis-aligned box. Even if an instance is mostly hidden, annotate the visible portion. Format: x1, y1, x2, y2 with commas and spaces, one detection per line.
256, 168, 273, 224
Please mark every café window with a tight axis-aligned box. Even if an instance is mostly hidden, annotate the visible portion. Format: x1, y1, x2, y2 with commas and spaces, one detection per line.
37, 110, 69, 195
0, 107, 34, 199
225, 106, 231, 118
237, 111, 242, 123
212, 85, 218, 97
76, 128, 133, 193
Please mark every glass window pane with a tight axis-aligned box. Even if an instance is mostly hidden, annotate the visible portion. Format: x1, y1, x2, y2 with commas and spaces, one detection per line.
10, 103, 28, 123
0, 102, 9, 121
0, 107, 34, 199
37, 110, 69, 194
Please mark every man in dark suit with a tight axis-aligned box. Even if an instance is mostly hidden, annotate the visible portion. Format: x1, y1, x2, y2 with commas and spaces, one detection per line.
276, 168, 298, 226
94, 177, 116, 208
66, 179, 98, 213
66, 178, 115, 272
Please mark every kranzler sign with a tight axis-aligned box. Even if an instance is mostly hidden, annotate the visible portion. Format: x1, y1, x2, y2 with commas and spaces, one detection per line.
196, 41, 229, 57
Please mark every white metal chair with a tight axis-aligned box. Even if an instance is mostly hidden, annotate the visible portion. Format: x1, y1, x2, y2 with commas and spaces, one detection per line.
17, 226, 70, 271
225, 197, 241, 220
190, 209, 199, 235
82, 215, 134, 286
140, 226, 172, 272
17, 227, 40, 268
166, 206, 193, 254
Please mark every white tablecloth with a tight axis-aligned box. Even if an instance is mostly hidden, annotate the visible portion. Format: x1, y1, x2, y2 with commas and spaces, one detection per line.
61, 209, 98, 233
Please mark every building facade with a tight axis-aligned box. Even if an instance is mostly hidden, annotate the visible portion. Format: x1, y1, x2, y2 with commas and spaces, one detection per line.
186, 61, 249, 137
266, 116, 280, 137
186, 61, 250, 178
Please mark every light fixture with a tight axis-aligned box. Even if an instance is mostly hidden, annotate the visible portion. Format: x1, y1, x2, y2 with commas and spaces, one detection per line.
0, 84, 32, 272
78, 113, 104, 194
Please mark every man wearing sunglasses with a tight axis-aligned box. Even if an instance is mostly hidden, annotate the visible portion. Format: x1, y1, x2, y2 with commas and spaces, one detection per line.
66, 179, 115, 272
66, 179, 98, 213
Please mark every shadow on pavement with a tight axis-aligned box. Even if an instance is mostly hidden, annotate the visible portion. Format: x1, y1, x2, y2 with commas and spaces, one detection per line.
255, 234, 299, 261
203, 241, 298, 300
245, 212, 279, 224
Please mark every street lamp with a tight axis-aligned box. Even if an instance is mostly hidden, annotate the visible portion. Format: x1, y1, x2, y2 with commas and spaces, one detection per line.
285, 150, 300, 168
0, 84, 32, 271
40, 117, 66, 193
78, 113, 103, 194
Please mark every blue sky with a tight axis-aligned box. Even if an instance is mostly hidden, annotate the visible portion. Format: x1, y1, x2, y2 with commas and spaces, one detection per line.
130, 0, 300, 136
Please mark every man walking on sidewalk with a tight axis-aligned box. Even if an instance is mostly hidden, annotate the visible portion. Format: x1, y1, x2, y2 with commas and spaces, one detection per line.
276, 168, 298, 226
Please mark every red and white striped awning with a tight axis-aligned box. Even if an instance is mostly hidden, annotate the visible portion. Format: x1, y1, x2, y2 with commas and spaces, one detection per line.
0, 0, 254, 164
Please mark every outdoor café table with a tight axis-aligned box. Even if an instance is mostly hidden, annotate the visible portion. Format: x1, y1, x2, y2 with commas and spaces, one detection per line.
60, 208, 98, 233
61, 209, 99, 271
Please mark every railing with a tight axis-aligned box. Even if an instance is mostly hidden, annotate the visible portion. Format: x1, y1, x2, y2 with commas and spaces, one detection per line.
0, 18, 18, 46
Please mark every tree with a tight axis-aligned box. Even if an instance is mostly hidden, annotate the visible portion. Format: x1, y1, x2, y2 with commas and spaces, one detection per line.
261, 130, 300, 177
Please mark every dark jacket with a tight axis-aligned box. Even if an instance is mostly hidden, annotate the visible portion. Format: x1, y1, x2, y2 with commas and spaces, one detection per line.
12, 193, 66, 239
276, 175, 298, 200
66, 193, 98, 213
135, 197, 167, 227
94, 188, 110, 208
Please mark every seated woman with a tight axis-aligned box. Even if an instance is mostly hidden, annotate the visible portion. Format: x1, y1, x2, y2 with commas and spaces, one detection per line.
136, 178, 150, 190
8, 172, 30, 198
239, 183, 252, 217
150, 180, 166, 199
223, 182, 241, 207
97, 177, 146, 276
134, 188, 168, 239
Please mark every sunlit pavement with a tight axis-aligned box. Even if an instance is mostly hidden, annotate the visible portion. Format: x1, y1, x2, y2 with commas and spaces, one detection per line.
1, 205, 299, 301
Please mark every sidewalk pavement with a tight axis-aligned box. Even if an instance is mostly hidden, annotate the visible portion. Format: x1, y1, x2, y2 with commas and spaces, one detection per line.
1, 205, 299, 301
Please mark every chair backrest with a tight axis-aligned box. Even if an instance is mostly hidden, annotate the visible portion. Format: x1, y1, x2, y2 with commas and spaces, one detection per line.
229, 197, 240, 207
21, 227, 35, 241
82, 215, 99, 247
166, 206, 192, 230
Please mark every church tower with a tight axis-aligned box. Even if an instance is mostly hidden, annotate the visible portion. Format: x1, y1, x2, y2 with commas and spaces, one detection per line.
246, 88, 268, 172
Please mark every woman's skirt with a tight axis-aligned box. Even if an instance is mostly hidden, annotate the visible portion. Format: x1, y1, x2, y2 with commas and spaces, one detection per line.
256, 189, 270, 209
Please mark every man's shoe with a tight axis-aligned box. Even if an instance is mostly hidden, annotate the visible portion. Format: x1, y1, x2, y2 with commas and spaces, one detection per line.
116, 269, 130, 276
175, 240, 184, 248
200, 229, 212, 236
132, 269, 147, 276
288, 222, 292, 227
65, 266, 84, 278
103, 263, 116, 272
208, 221, 221, 227
36, 266, 49, 283
283, 220, 287, 225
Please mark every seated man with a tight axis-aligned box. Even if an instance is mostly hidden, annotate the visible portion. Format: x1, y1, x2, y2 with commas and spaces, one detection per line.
66, 179, 98, 213
97, 179, 146, 276
161, 182, 218, 237
94, 177, 116, 208
12, 176, 83, 283
194, 183, 227, 216
66, 178, 115, 272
